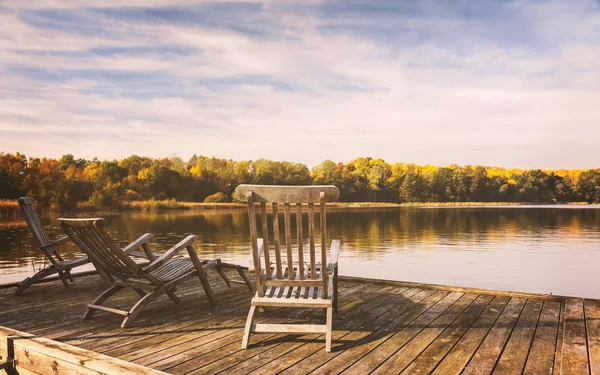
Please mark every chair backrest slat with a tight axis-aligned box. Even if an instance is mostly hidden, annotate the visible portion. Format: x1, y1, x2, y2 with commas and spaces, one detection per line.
246, 192, 262, 293
308, 202, 316, 279
259, 202, 272, 279
296, 203, 304, 280
272, 202, 283, 279
283, 203, 293, 280
58, 219, 143, 279
18, 198, 51, 247
320, 192, 328, 299
234, 185, 340, 298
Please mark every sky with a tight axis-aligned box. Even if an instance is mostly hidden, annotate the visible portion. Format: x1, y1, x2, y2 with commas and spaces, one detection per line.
0, 0, 599, 169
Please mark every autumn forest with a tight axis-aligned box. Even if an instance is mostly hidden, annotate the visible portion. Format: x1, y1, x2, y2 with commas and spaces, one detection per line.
1, 152, 599, 210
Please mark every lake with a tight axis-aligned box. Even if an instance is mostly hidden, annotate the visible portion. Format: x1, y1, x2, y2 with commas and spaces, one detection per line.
2, 205, 600, 298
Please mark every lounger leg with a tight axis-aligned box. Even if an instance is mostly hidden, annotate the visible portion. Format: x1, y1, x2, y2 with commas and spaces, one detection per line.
92, 261, 113, 286
197, 271, 216, 306
15, 266, 65, 296
122, 288, 164, 328
64, 269, 75, 282
166, 289, 182, 304
237, 268, 253, 291
325, 306, 333, 352
57, 270, 71, 289
242, 305, 257, 349
215, 262, 232, 288
83, 285, 124, 320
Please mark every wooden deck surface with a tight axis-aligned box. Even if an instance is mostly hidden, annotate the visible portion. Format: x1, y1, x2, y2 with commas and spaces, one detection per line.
1, 271, 599, 374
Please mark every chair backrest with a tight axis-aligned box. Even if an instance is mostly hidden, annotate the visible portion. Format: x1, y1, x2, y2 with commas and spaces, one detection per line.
18, 197, 52, 248
58, 218, 143, 279
234, 185, 340, 298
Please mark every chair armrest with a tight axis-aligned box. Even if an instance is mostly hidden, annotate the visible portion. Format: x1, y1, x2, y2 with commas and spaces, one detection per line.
128, 250, 149, 259
122, 233, 154, 254
248, 238, 264, 271
326, 239, 340, 273
40, 235, 70, 250
142, 235, 198, 273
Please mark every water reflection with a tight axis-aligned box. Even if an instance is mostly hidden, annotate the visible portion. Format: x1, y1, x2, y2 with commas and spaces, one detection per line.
2, 206, 600, 298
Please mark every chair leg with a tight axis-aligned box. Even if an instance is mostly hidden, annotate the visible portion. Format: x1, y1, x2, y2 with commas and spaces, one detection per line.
237, 268, 253, 291
242, 305, 257, 349
325, 306, 333, 352
83, 285, 124, 320
122, 288, 164, 328
333, 267, 339, 312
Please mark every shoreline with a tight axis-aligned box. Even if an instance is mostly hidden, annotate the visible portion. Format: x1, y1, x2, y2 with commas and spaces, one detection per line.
0, 199, 595, 216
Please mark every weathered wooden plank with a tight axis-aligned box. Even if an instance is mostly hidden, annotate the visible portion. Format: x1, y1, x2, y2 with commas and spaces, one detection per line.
0, 326, 167, 375
327, 291, 460, 375
461, 297, 527, 375
400, 294, 495, 374
493, 299, 543, 374
585, 299, 600, 375
554, 300, 566, 375
431, 296, 511, 375
561, 298, 591, 375
523, 301, 561, 375
373, 293, 482, 374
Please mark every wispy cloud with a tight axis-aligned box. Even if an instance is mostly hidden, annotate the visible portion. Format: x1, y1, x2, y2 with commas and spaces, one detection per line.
1, 0, 599, 168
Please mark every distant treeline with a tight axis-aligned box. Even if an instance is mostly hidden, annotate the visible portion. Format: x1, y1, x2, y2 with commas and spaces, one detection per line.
1, 152, 599, 210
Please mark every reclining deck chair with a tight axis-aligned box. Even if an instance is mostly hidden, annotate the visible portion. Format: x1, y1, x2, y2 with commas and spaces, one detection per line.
58, 218, 252, 328
235, 185, 341, 352
15, 197, 111, 295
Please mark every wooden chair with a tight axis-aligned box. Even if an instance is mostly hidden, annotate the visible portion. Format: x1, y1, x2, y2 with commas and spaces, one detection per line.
15, 197, 111, 296
58, 218, 252, 328
235, 185, 341, 352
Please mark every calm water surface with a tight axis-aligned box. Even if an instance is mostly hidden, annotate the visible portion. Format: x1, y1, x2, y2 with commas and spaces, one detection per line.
2, 206, 600, 298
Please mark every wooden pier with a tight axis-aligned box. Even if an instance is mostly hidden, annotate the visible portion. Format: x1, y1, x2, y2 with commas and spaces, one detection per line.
1, 271, 599, 374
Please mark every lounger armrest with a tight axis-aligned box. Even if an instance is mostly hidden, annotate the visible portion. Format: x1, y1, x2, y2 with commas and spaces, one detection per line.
143, 235, 198, 273
248, 238, 264, 271
123, 233, 154, 258
40, 235, 70, 250
326, 239, 340, 273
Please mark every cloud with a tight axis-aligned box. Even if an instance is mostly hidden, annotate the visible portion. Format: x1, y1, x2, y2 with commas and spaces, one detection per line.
0, 0, 599, 168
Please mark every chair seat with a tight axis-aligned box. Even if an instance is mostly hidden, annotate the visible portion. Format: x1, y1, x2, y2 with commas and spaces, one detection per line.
148, 257, 195, 282
46, 255, 89, 269
253, 262, 333, 308
121, 257, 195, 284
265, 262, 328, 278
